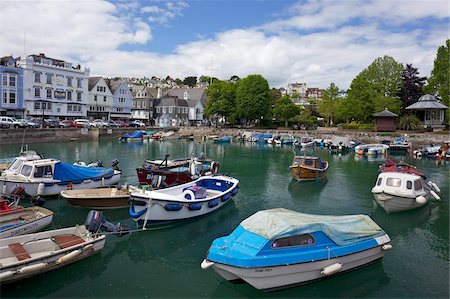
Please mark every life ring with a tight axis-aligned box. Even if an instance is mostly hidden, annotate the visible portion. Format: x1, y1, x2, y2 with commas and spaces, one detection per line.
182, 189, 196, 200
210, 161, 219, 174
67, 183, 73, 190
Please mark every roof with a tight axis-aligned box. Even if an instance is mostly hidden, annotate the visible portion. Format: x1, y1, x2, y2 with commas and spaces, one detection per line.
240, 208, 386, 246
167, 88, 208, 105
374, 109, 398, 117
154, 95, 188, 107
406, 94, 448, 110
88, 77, 102, 91
106, 79, 124, 94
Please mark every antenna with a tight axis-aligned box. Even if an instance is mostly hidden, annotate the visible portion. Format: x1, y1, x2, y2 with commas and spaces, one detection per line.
206, 56, 217, 85
23, 33, 26, 57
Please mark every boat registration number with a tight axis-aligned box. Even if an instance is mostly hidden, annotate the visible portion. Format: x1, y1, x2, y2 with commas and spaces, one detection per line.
255, 268, 272, 273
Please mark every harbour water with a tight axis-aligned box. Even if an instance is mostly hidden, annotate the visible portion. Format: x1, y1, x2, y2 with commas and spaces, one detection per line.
0, 139, 448, 298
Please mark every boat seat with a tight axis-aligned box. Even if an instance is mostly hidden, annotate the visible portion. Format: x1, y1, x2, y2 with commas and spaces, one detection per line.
52, 235, 85, 249
9, 243, 31, 261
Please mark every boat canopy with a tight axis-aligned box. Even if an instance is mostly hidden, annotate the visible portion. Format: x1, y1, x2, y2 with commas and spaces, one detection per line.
121, 131, 144, 139
241, 208, 385, 246
54, 162, 114, 182
330, 135, 351, 146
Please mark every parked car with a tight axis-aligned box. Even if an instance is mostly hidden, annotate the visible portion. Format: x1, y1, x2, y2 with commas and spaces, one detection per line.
74, 119, 95, 128
93, 119, 109, 128
0, 116, 27, 128
114, 120, 129, 127
107, 120, 120, 128
129, 120, 146, 127
17, 119, 39, 128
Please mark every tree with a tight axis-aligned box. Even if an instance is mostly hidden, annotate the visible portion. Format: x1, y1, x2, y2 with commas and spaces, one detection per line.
183, 76, 197, 87
174, 78, 183, 85
347, 55, 404, 122
199, 75, 218, 84
273, 96, 300, 127
318, 83, 339, 126
373, 95, 402, 115
235, 75, 271, 124
424, 39, 449, 120
204, 81, 237, 122
270, 88, 282, 106
399, 64, 426, 110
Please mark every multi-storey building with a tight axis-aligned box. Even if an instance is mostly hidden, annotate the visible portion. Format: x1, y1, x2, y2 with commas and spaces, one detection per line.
287, 83, 307, 97
19, 53, 89, 119
0, 56, 24, 118
131, 86, 158, 125
153, 94, 188, 127
306, 87, 325, 100
87, 77, 113, 120
106, 79, 132, 120
167, 88, 208, 126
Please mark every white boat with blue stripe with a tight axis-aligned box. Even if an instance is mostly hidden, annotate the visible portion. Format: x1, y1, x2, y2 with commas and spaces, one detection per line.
201, 208, 392, 291
129, 175, 240, 225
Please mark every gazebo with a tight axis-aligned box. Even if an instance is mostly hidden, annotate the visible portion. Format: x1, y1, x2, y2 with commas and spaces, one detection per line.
406, 94, 448, 131
374, 109, 397, 132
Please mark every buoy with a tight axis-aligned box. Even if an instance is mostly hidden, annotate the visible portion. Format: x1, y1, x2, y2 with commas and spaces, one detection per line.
18, 262, 46, 274
0, 271, 14, 281
382, 244, 393, 251
201, 259, 215, 269
415, 196, 427, 204
430, 190, 441, 201
320, 263, 342, 276
37, 183, 45, 196
57, 249, 82, 264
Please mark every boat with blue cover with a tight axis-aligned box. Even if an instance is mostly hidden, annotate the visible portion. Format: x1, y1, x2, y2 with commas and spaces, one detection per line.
129, 175, 239, 225
213, 136, 232, 144
119, 130, 144, 142
201, 208, 392, 291
0, 157, 121, 198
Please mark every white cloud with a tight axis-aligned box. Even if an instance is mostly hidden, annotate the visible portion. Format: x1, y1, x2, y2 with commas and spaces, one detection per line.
142, 1, 189, 24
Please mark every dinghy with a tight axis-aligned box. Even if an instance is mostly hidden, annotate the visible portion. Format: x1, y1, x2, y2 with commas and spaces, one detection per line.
129, 175, 240, 225
201, 208, 392, 291
0, 207, 53, 239
60, 187, 130, 209
355, 144, 389, 156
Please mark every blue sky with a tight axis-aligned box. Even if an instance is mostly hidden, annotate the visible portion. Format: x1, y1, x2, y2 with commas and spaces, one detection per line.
1, 0, 449, 89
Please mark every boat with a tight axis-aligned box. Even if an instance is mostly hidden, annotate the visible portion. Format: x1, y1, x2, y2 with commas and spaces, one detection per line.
328, 135, 351, 152
280, 135, 295, 145
0, 207, 53, 239
289, 156, 329, 181
379, 157, 424, 177
354, 144, 389, 156
371, 172, 441, 213
129, 175, 240, 225
60, 186, 130, 209
136, 155, 220, 187
388, 137, 411, 152
295, 136, 314, 148
119, 130, 144, 142
0, 157, 121, 198
214, 136, 232, 144
413, 144, 441, 157
0, 210, 125, 284
201, 208, 392, 291
251, 133, 272, 143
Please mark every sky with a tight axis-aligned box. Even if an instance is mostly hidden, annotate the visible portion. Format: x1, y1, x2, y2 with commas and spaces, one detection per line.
0, 0, 448, 89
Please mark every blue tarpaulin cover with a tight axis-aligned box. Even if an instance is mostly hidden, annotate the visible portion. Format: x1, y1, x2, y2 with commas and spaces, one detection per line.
54, 162, 114, 182
121, 131, 144, 139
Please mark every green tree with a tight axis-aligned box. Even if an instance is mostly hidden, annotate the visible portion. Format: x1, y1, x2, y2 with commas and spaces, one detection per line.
205, 81, 237, 122
199, 75, 218, 84
235, 75, 271, 124
399, 64, 426, 110
318, 83, 339, 126
347, 55, 404, 122
183, 76, 197, 87
424, 39, 449, 121
373, 95, 402, 115
174, 78, 183, 85
273, 96, 300, 127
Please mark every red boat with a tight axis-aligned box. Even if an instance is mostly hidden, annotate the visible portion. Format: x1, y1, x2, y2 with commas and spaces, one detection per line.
379, 157, 424, 177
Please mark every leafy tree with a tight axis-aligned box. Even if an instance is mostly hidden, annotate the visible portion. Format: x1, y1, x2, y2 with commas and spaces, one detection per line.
199, 75, 219, 84
270, 88, 282, 106
346, 55, 404, 122
424, 39, 450, 121
235, 75, 271, 123
205, 81, 237, 122
399, 64, 426, 110
373, 95, 402, 115
318, 83, 339, 126
174, 78, 183, 85
273, 96, 300, 127
183, 76, 197, 87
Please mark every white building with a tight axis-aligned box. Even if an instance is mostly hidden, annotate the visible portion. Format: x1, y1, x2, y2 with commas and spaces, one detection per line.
88, 77, 113, 120
287, 83, 307, 97
19, 53, 89, 119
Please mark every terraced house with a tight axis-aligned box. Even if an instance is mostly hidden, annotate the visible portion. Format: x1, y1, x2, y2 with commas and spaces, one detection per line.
88, 77, 113, 120
0, 56, 23, 118
106, 79, 132, 120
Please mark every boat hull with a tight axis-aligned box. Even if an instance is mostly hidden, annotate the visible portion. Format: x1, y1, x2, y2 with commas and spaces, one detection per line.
372, 192, 429, 213
210, 245, 387, 291
0, 207, 53, 239
60, 188, 130, 209
290, 165, 328, 181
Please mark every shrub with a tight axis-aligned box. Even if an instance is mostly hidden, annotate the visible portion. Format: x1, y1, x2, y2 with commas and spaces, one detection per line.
398, 115, 422, 130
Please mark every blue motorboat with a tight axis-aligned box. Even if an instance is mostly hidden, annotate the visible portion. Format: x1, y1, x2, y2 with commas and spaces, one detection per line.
119, 130, 144, 142
214, 136, 232, 143
201, 208, 392, 291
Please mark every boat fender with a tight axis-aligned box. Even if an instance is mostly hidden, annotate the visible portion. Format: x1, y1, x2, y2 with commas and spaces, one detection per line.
0, 271, 14, 281
430, 190, 440, 201
382, 244, 393, 251
129, 205, 147, 218
37, 183, 45, 196
428, 181, 441, 193
164, 203, 182, 211
320, 263, 342, 276
221, 193, 231, 202
57, 250, 82, 264
2, 185, 7, 194
208, 199, 219, 208
231, 188, 238, 196
18, 262, 47, 274
188, 203, 202, 210
201, 259, 215, 270
183, 189, 196, 200
210, 161, 219, 174
152, 175, 163, 189
189, 162, 199, 176
83, 244, 94, 252
415, 196, 427, 204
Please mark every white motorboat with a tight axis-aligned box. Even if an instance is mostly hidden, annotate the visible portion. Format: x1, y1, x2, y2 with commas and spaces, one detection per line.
0, 207, 53, 239
371, 172, 441, 213
0, 157, 121, 198
328, 135, 351, 152
129, 175, 240, 225
201, 208, 392, 291
355, 144, 389, 155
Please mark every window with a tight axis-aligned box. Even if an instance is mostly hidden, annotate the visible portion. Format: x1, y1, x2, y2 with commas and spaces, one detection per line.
34, 101, 40, 110
77, 78, 82, 88
46, 73, 52, 84
2, 92, 6, 104
34, 72, 40, 83
169, 107, 172, 113
163, 107, 166, 113
46, 88, 52, 99
377, 177, 382, 186
9, 76, 16, 87
77, 92, 82, 101
2, 75, 7, 86
67, 77, 72, 87
271, 234, 315, 248
137, 102, 141, 108
304, 159, 314, 166
132, 101, 135, 107
34, 87, 41, 98
103, 96, 106, 102
67, 105, 72, 112
21, 165, 33, 177
414, 180, 422, 190
9, 92, 15, 104
406, 181, 413, 190
94, 95, 97, 101
143, 101, 146, 108
67, 90, 72, 100
33, 165, 53, 178
386, 178, 402, 187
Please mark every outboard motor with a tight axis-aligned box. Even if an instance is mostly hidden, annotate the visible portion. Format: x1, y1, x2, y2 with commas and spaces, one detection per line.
31, 195, 45, 207
111, 159, 120, 171
85, 210, 128, 237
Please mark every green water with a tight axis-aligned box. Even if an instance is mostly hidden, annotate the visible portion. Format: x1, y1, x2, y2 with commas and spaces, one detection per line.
0, 139, 448, 298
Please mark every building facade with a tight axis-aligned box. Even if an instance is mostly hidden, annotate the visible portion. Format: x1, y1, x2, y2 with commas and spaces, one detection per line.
87, 77, 113, 120
19, 53, 89, 120
168, 88, 208, 126
154, 95, 188, 127
287, 83, 307, 97
106, 79, 132, 120
0, 56, 24, 118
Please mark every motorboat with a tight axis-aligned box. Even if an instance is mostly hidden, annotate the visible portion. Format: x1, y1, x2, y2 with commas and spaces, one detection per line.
251, 133, 272, 143
129, 175, 240, 225
136, 155, 220, 187
60, 186, 130, 209
0, 157, 121, 198
289, 156, 329, 181
379, 157, 424, 177
328, 135, 351, 152
0, 207, 53, 239
280, 135, 296, 145
297, 137, 315, 148
201, 208, 392, 291
355, 144, 389, 156
413, 144, 441, 157
0, 210, 125, 284
119, 130, 144, 142
388, 137, 411, 152
371, 172, 441, 213
213, 136, 232, 143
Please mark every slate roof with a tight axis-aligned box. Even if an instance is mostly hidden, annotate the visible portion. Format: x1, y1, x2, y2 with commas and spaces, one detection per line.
405, 94, 448, 110
154, 95, 188, 107
88, 77, 102, 91
167, 88, 208, 105
374, 109, 398, 117
106, 79, 123, 94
